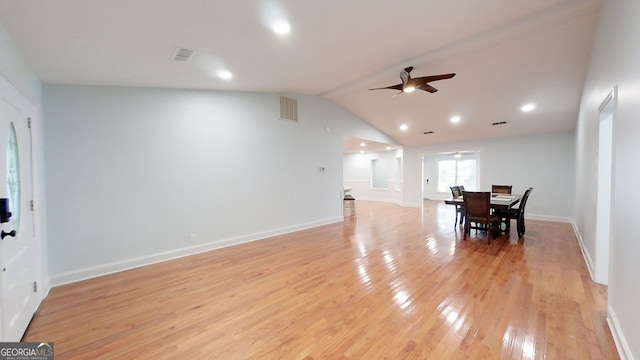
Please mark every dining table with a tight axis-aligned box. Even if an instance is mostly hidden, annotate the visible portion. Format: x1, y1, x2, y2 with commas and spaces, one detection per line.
444, 193, 522, 226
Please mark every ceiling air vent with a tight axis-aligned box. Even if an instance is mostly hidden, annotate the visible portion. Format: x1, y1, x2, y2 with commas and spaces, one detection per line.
492, 121, 507, 126
279, 95, 298, 122
172, 47, 196, 62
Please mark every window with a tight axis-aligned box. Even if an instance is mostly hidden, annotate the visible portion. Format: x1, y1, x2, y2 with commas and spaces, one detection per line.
371, 158, 388, 189
437, 159, 477, 193
7, 122, 20, 231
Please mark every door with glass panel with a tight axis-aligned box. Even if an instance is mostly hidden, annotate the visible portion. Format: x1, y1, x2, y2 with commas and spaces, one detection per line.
0, 93, 38, 341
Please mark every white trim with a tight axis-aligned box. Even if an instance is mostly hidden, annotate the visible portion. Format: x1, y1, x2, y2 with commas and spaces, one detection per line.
525, 213, 573, 223
50, 216, 343, 286
607, 306, 633, 360
403, 202, 422, 208
598, 86, 617, 112
354, 197, 404, 206
571, 220, 596, 282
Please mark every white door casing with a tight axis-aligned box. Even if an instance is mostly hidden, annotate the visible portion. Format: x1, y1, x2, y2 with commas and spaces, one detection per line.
594, 87, 616, 285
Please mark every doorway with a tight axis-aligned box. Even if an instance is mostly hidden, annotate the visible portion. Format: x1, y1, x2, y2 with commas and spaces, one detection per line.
422, 150, 481, 201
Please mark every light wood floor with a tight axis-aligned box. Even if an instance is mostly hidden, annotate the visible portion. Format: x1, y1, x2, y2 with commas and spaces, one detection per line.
24, 200, 619, 359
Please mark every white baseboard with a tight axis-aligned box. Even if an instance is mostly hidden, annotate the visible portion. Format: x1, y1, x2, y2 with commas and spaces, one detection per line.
525, 213, 572, 223
607, 306, 634, 360
403, 202, 422, 208
49, 216, 344, 286
355, 197, 404, 206
523, 214, 599, 284
570, 220, 597, 283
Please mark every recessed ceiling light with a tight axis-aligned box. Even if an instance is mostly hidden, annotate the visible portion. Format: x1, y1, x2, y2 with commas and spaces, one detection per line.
399, 124, 408, 131
450, 115, 461, 124
217, 69, 233, 80
386, 146, 391, 150
360, 142, 366, 147
360, 150, 365, 154
521, 103, 537, 113
454, 152, 462, 158
272, 21, 291, 35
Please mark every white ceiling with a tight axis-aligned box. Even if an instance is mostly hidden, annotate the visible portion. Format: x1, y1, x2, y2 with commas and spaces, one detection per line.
0, 0, 600, 152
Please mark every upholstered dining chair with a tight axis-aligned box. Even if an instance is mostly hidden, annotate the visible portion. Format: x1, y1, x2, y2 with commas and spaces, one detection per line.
496, 187, 533, 238
491, 184, 513, 194
462, 191, 500, 244
450, 186, 463, 226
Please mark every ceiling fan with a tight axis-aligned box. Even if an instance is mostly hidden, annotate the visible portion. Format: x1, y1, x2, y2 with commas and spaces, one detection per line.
369, 66, 456, 96
440, 150, 476, 158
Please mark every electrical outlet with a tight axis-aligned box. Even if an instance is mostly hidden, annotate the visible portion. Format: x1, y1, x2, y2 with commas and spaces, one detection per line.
189, 233, 197, 243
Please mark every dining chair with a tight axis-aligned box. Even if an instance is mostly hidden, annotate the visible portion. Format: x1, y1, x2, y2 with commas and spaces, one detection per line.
496, 187, 533, 238
462, 191, 500, 244
491, 184, 513, 194
450, 186, 463, 226
344, 194, 356, 218
342, 189, 356, 218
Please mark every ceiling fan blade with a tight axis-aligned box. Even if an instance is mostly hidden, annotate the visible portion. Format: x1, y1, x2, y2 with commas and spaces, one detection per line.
368, 70, 455, 94
412, 73, 456, 84
368, 83, 404, 91
418, 84, 438, 93
392, 91, 403, 98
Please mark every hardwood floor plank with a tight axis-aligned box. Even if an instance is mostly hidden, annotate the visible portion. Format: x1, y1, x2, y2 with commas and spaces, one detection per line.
24, 200, 619, 359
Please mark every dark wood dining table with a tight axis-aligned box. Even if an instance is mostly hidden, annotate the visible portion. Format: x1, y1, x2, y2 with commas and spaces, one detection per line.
444, 193, 521, 210
444, 193, 522, 226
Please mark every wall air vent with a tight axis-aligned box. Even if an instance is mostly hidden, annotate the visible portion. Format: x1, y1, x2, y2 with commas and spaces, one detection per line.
279, 95, 298, 122
172, 47, 196, 62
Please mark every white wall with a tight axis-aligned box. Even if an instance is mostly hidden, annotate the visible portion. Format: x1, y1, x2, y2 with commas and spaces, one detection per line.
575, 0, 640, 358
343, 149, 403, 204
403, 132, 575, 221
43, 85, 395, 283
0, 23, 41, 106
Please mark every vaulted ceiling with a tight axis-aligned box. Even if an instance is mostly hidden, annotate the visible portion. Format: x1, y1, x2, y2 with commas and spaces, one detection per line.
0, 0, 600, 152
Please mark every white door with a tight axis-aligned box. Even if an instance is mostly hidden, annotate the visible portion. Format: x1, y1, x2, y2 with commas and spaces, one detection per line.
0, 91, 39, 341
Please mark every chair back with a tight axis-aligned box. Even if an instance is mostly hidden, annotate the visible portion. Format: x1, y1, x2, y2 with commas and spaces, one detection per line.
492, 184, 512, 194
450, 186, 461, 198
518, 187, 534, 215
462, 191, 491, 223
458, 185, 465, 192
